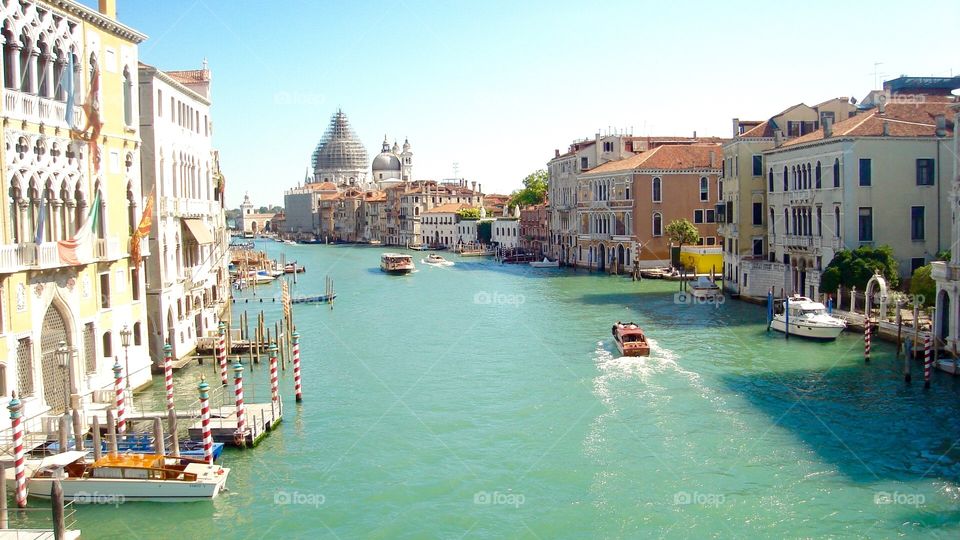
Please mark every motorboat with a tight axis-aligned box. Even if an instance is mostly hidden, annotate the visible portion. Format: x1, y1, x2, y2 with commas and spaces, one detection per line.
381, 253, 415, 274
45, 437, 225, 462
689, 276, 721, 299
422, 254, 454, 267
612, 322, 650, 357
771, 295, 846, 340
12, 451, 230, 503
529, 257, 559, 268
284, 262, 306, 274
253, 271, 276, 284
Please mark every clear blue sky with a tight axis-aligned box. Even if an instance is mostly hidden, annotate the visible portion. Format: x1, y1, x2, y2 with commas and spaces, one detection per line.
87, 0, 958, 208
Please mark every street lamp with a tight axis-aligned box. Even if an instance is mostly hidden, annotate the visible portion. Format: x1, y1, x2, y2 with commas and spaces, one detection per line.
55, 340, 71, 412
120, 325, 132, 391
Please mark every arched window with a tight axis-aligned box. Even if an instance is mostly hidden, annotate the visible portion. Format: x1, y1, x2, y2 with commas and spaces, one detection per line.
652, 212, 662, 236
133, 322, 142, 346
699, 177, 708, 201
816, 207, 822, 236
768, 168, 774, 192
122, 66, 133, 126
718, 180, 723, 201
782, 166, 788, 191
652, 177, 661, 202
102, 331, 113, 358
784, 208, 789, 234
769, 208, 775, 234
834, 207, 841, 237
19, 33, 33, 93
833, 158, 840, 188
2, 28, 16, 89
37, 39, 50, 98
815, 161, 822, 189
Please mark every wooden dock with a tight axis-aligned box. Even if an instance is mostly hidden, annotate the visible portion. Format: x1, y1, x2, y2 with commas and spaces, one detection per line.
187, 399, 283, 447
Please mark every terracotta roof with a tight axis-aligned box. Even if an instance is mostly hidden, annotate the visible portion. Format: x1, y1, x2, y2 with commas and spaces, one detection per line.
166, 69, 210, 84
739, 120, 775, 138
306, 181, 338, 192
585, 144, 722, 174
424, 203, 473, 214
783, 101, 955, 147
319, 193, 341, 201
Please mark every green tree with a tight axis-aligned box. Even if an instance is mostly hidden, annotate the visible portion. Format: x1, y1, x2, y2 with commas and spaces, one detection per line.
819, 245, 900, 292
909, 264, 935, 307
508, 169, 548, 208
457, 207, 481, 219
665, 219, 699, 251
935, 249, 951, 261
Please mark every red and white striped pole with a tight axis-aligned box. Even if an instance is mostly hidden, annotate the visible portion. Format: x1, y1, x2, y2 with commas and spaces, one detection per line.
113, 360, 126, 435
164, 343, 174, 412
292, 331, 302, 403
198, 378, 213, 464
269, 342, 279, 403
864, 322, 871, 363
217, 321, 228, 386
924, 333, 932, 389
8, 393, 26, 508
233, 362, 246, 446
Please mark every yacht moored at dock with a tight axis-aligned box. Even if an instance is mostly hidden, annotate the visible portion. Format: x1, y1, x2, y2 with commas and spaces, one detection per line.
770, 295, 846, 340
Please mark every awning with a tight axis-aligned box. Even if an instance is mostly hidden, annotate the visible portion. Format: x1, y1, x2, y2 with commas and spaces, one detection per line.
182, 218, 214, 244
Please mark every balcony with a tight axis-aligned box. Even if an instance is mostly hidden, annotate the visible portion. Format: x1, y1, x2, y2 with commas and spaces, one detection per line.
786, 190, 813, 204
782, 235, 812, 249
95, 238, 123, 261
3, 90, 83, 129
158, 197, 218, 218
0, 240, 104, 273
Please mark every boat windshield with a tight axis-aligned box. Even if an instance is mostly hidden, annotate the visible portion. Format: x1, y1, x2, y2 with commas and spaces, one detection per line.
801, 307, 827, 316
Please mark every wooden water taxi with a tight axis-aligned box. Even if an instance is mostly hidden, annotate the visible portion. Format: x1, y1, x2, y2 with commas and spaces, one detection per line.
612, 322, 650, 357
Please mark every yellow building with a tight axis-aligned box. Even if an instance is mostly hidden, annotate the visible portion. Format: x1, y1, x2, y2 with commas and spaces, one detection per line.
0, 0, 149, 425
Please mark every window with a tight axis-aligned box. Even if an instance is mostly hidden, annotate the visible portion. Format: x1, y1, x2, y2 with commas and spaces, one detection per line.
652, 177, 661, 202
134, 322, 142, 346
911, 258, 926, 274
603, 141, 614, 152
858, 207, 873, 242
911, 206, 925, 240
102, 331, 113, 358
815, 161, 822, 189
753, 238, 763, 256
782, 166, 788, 191
770, 208, 775, 234
834, 207, 841, 237
580, 157, 588, 170
752, 202, 762, 226
706, 209, 715, 223
833, 158, 841, 188
131, 268, 140, 301
706, 237, 716, 246
699, 177, 708, 201
99, 272, 110, 309
752, 155, 763, 176
157, 89, 163, 117
816, 207, 822, 236
718, 180, 723, 201
694, 209, 704, 224
652, 213, 662, 236
768, 169, 774, 192
916, 159, 935, 186
16, 337, 33, 397
122, 66, 133, 126
858, 158, 871, 186
83, 322, 96, 373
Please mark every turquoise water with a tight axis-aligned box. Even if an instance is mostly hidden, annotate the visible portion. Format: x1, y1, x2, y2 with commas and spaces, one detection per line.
39, 243, 960, 537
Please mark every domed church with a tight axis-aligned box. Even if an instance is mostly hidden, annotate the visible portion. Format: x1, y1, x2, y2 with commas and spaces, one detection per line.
311, 109, 369, 186
371, 135, 413, 185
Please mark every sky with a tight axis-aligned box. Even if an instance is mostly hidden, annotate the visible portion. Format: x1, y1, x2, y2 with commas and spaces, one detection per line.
84, 0, 959, 208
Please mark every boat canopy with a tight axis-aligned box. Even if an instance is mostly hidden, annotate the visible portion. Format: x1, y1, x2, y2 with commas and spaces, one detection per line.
38, 451, 87, 468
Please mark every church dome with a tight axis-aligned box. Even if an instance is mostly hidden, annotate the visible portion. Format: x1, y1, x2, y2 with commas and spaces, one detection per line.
372, 152, 401, 171
311, 109, 368, 173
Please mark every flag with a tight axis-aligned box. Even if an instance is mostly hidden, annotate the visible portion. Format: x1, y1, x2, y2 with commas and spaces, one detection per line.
73, 67, 102, 172
130, 188, 155, 267
63, 54, 75, 128
33, 189, 47, 245
57, 191, 100, 265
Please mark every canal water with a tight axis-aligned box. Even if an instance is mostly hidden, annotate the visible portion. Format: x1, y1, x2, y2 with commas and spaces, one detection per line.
63, 243, 960, 537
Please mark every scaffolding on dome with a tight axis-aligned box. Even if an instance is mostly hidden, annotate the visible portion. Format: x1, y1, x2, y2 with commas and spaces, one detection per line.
310, 109, 369, 173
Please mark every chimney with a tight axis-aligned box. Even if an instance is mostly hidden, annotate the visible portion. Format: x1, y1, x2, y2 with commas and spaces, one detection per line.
555, 149, 560, 158
878, 100, 886, 114
478, 183, 482, 194
732, 118, 740, 138
709, 150, 716, 168
98, 0, 116, 19
823, 118, 833, 138
882, 121, 889, 137
935, 114, 947, 137
773, 129, 784, 147
693, 130, 697, 139
472, 181, 477, 191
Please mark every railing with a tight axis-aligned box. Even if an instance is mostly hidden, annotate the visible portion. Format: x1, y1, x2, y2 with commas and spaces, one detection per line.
36, 242, 60, 267
932, 261, 960, 281
3, 89, 82, 129
782, 235, 812, 248
787, 189, 813, 203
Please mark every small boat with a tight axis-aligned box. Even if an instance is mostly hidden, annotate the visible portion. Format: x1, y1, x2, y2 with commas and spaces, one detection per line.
612, 322, 650, 357
381, 253, 415, 274
284, 263, 306, 274
291, 293, 337, 304
284, 240, 296, 245
689, 276, 721, 299
253, 271, 276, 284
14, 451, 230, 503
771, 295, 846, 340
422, 254, 454, 267
529, 257, 559, 268
46, 437, 225, 462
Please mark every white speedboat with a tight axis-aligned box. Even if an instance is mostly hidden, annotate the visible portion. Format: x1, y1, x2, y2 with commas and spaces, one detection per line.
529, 257, 559, 268
689, 276, 721, 299
422, 254, 454, 267
771, 295, 846, 340
11, 451, 230, 503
